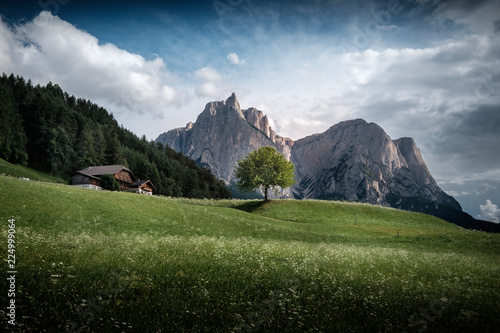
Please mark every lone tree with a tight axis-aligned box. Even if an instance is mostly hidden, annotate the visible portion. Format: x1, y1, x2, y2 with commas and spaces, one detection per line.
234, 146, 296, 201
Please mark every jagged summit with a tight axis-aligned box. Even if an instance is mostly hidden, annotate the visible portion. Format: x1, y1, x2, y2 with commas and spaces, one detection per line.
224, 92, 241, 114
156, 95, 463, 222
227, 92, 238, 104
196, 92, 244, 123
156, 94, 292, 184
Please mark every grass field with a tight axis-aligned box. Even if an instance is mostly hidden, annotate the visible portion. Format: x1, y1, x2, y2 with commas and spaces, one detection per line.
0, 168, 499, 332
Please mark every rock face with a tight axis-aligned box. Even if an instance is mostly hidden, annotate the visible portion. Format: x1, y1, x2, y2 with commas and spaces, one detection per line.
291, 119, 461, 211
156, 94, 463, 216
156, 93, 293, 185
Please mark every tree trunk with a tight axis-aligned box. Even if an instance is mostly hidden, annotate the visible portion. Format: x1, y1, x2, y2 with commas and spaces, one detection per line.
264, 186, 269, 201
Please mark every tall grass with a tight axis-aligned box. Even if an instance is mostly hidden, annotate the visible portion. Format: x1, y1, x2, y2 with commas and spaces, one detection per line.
1, 175, 499, 332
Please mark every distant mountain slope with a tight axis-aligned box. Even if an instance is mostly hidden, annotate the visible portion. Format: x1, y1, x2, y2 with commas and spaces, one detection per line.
156, 94, 500, 231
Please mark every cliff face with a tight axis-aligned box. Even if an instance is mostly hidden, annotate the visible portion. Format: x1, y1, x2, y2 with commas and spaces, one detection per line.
291, 119, 461, 211
156, 94, 462, 215
156, 93, 293, 184
291, 119, 402, 202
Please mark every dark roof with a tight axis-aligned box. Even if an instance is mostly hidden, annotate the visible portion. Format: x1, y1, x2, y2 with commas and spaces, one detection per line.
131, 179, 148, 186
77, 165, 133, 177
72, 171, 100, 180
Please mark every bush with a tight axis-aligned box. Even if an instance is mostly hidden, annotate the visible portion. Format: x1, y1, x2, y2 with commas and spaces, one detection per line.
100, 174, 120, 191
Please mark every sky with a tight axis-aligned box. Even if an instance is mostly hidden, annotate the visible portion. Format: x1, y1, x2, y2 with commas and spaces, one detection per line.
0, 0, 499, 222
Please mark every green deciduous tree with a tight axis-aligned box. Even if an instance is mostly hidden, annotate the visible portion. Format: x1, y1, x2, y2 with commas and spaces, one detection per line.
234, 146, 296, 201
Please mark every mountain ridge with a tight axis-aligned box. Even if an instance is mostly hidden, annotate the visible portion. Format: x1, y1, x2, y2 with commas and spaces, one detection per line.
156, 94, 497, 231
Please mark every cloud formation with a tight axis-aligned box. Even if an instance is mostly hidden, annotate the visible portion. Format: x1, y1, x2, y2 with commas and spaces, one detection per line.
330, 33, 500, 183
193, 67, 229, 98
0, 11, 184, 118
227, 52, 246, 65
477, 199, 500, 223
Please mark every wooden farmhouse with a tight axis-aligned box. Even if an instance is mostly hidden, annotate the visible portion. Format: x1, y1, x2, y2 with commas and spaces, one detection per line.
71, 165, 156, 195
131, 179, 157, 195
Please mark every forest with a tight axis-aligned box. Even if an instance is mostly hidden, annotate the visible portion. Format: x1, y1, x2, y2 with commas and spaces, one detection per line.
0, 73, 231, 199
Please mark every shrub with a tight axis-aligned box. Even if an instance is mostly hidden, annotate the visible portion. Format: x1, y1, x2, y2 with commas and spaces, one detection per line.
100, 174, 120, 191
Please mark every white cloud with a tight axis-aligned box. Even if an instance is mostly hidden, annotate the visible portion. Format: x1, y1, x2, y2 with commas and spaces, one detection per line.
0, 11, 185, 120
239, 31, 497, 141
446, 190, 472, 197
239, 32, 499, 143
194, 67, 222, 81
477, 199, 500, 223
195, 81, 220, 98
193, 67, 231, 99
227, 52, 246, 65
338, 34, 499, 101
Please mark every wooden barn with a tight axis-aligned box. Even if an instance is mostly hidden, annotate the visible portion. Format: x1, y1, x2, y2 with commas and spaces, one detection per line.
71, 165, 155, 194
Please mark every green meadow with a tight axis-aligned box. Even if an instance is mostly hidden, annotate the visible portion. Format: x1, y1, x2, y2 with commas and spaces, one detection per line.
0, 165, 499, 332
0, 158, 68, 184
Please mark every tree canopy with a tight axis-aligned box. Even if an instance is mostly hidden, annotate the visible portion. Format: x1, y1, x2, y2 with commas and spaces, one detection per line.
234, 146, 296, 201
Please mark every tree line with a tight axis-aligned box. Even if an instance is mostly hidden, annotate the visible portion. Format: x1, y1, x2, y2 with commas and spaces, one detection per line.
0, 73, 231, 199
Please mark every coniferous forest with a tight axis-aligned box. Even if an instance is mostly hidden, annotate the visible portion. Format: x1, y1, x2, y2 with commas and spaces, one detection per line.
0, 73, 231, 199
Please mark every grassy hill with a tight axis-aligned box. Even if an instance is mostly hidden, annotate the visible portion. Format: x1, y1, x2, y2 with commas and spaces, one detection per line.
0, 157, 69, 184
1, 173, 499, 332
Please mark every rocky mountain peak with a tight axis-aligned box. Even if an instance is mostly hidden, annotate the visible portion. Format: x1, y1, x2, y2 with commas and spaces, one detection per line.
156, 94, 293, 184
227, 92, 239, 106
222, 92, 242, 117
196, 92, 244, 124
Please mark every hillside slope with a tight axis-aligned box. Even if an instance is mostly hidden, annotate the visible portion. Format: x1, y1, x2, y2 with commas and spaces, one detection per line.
1, 175, 499, 332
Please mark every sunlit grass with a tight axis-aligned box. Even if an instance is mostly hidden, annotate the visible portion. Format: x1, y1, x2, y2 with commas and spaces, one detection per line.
1, 175, 499, 332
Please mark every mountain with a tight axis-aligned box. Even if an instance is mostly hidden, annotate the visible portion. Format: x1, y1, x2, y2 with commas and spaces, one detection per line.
291, 119, 459, 206
156, 93, 293, 192
156, 94, 497, 231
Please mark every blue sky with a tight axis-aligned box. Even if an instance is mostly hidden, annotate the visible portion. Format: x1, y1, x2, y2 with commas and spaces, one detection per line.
1, 0, 499, 221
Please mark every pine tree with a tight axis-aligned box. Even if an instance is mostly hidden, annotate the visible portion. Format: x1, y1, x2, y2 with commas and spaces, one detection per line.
0, 84, 28, 165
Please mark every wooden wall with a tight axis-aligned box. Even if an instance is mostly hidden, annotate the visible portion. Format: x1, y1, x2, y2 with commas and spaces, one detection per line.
115, 170, 134, 191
